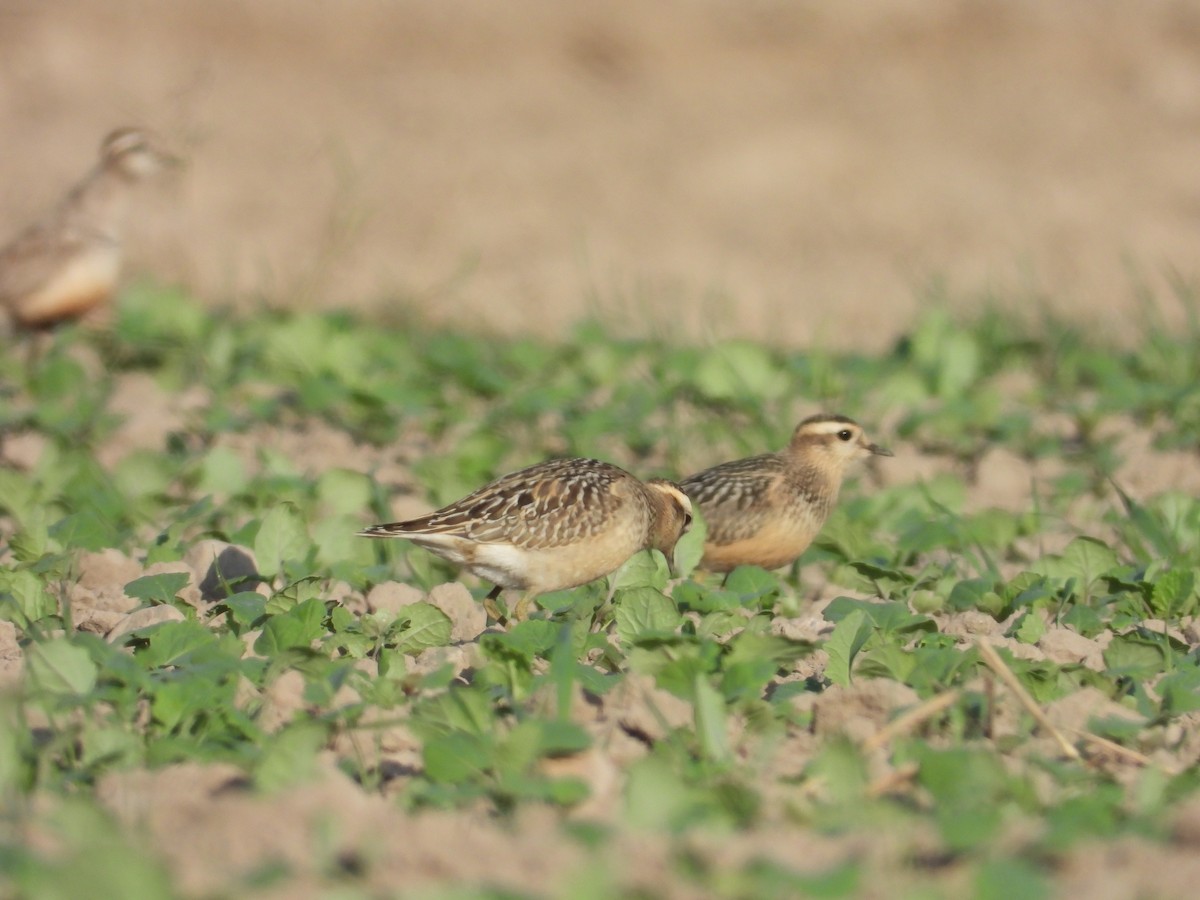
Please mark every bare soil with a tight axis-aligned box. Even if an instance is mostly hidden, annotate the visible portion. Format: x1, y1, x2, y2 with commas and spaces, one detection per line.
1, 1, 1199, 349
4, 2, 1200, 896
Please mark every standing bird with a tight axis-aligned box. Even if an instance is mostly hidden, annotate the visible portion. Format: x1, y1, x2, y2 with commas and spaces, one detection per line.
681, 414, 891, 574
359, 457, 693, 621
0, 127, 180, 330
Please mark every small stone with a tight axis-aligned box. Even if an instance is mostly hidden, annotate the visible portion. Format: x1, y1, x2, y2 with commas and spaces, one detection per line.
1039, 626, 1105, 670
365, 582, 425, 615
185, 540, 262, 601
258, 669, 307, 733
106, 605, 186, 643
427, 582, 487, 642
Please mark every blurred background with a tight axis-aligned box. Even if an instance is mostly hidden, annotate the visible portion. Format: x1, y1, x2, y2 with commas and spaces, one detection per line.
2, 0, 1199, 350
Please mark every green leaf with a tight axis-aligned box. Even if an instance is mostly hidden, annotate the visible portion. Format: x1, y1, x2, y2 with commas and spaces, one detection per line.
26, 639, 97, 697
824, 609, 873, 686
671, 508, 708, 579
316, 468, 374, 516
609, 549, 670, 592
221, 592, 267, 627
1012, 611, 1047, 644
254, 721, 326, 792
254, 597, 326, 655
253, 503, 311, 580
1103, 633, 1167, 680
614, 588, 682, 644
124, 572, 191, 606
975, 858, 1049, 900
138, 620, 221, 668
394, 602, 453, 654
197, 445, 247, 496
423, 731, 492, 784
693, 341, 786, 402
723, 566, 782, 607
693, 674, 732, 764
1150, 568, 1196, 618
0, 568, 57, 627
1033, 536, 1119, 589
1158, 668, 1200, 717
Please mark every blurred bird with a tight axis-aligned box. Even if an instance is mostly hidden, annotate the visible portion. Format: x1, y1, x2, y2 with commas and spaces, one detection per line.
0, 127, 180, 330
681, 414, 891, 573
359, 457, 693, 621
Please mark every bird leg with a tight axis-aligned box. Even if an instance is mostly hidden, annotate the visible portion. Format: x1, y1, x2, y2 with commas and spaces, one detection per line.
511, 592, 535, 622
483, 584, 505, 623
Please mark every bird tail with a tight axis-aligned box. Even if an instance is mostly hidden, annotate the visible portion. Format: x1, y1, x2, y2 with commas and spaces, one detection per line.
357, 522, 411, 538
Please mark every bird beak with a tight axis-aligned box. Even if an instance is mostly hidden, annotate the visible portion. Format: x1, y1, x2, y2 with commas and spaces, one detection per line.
865, 442, 893, 457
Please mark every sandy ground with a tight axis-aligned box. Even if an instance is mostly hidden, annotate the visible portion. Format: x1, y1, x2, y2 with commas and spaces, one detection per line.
1, 1, 1199, 349
5, 3, 1200, 896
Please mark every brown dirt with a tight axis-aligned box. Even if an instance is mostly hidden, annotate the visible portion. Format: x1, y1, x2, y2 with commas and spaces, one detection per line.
6, 3, 1200, 896
2, 1, 1200, 350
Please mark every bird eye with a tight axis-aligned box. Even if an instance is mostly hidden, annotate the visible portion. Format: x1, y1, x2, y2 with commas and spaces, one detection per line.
837, 429, 852, 441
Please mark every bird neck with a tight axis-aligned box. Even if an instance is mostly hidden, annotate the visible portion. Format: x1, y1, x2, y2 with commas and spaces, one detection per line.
787, 458, 841, 517
644, 492, 680, 555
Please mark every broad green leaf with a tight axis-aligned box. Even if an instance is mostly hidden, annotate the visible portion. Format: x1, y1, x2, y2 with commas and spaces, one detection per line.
975, 858, 1049, 900
423, 731, 492, 784
26, 639, 97, 697
1012, 612, 1047, 644
1034, 536, 1119, 589
0, 468, 39, 525
1158, 669, 1200, 717
254, 721, 326, 792
916, 747, 1006, 851
197, 445, 247, 496
410, 686, 494, 738
254, 597, 326, 655
1150, 567, 1196, 618
671, 509, 707, 579
316, 468, 374, 516
824, 609, 873, 686
614, 588, 681, 644
1103, 634, 1167, 680
16, 798, 174, 900
624, 756, 696, 831
394, 602, 453, 654
935, 331, 981, 399
221, 592, 267, 627
124, 572, 191, 606
137, 620, 223, 668
723, 566, 782, 607
0, 568, 57, 626
692, 341, 786, 402
253, 503, 311, 580
609, 549, 670, 592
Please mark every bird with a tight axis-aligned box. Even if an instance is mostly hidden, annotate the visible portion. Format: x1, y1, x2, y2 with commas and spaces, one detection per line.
0, 127, 180, 330
680, 414, 891, 574
359, 457, 693, 621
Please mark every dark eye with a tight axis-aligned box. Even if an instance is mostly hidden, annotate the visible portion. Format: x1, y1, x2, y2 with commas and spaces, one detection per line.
837, 429, 853, 442
682, 511, 693, 528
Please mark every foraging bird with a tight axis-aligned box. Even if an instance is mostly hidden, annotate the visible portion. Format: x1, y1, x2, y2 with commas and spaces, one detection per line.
681, 414, 891, 573
0, 127, 180, 329
359, 457, 693, 620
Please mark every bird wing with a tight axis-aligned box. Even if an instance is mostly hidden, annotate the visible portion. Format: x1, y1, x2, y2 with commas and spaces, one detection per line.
364, 458, 631, 550
0, 219, 110, 307
682, 454, 786, 545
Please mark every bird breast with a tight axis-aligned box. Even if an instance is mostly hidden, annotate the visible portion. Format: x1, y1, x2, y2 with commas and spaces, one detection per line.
12, 245, 121, 326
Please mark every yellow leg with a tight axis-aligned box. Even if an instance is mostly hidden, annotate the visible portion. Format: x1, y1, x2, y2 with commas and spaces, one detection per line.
511, 592, 535, 622
483, 585, 505, 622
